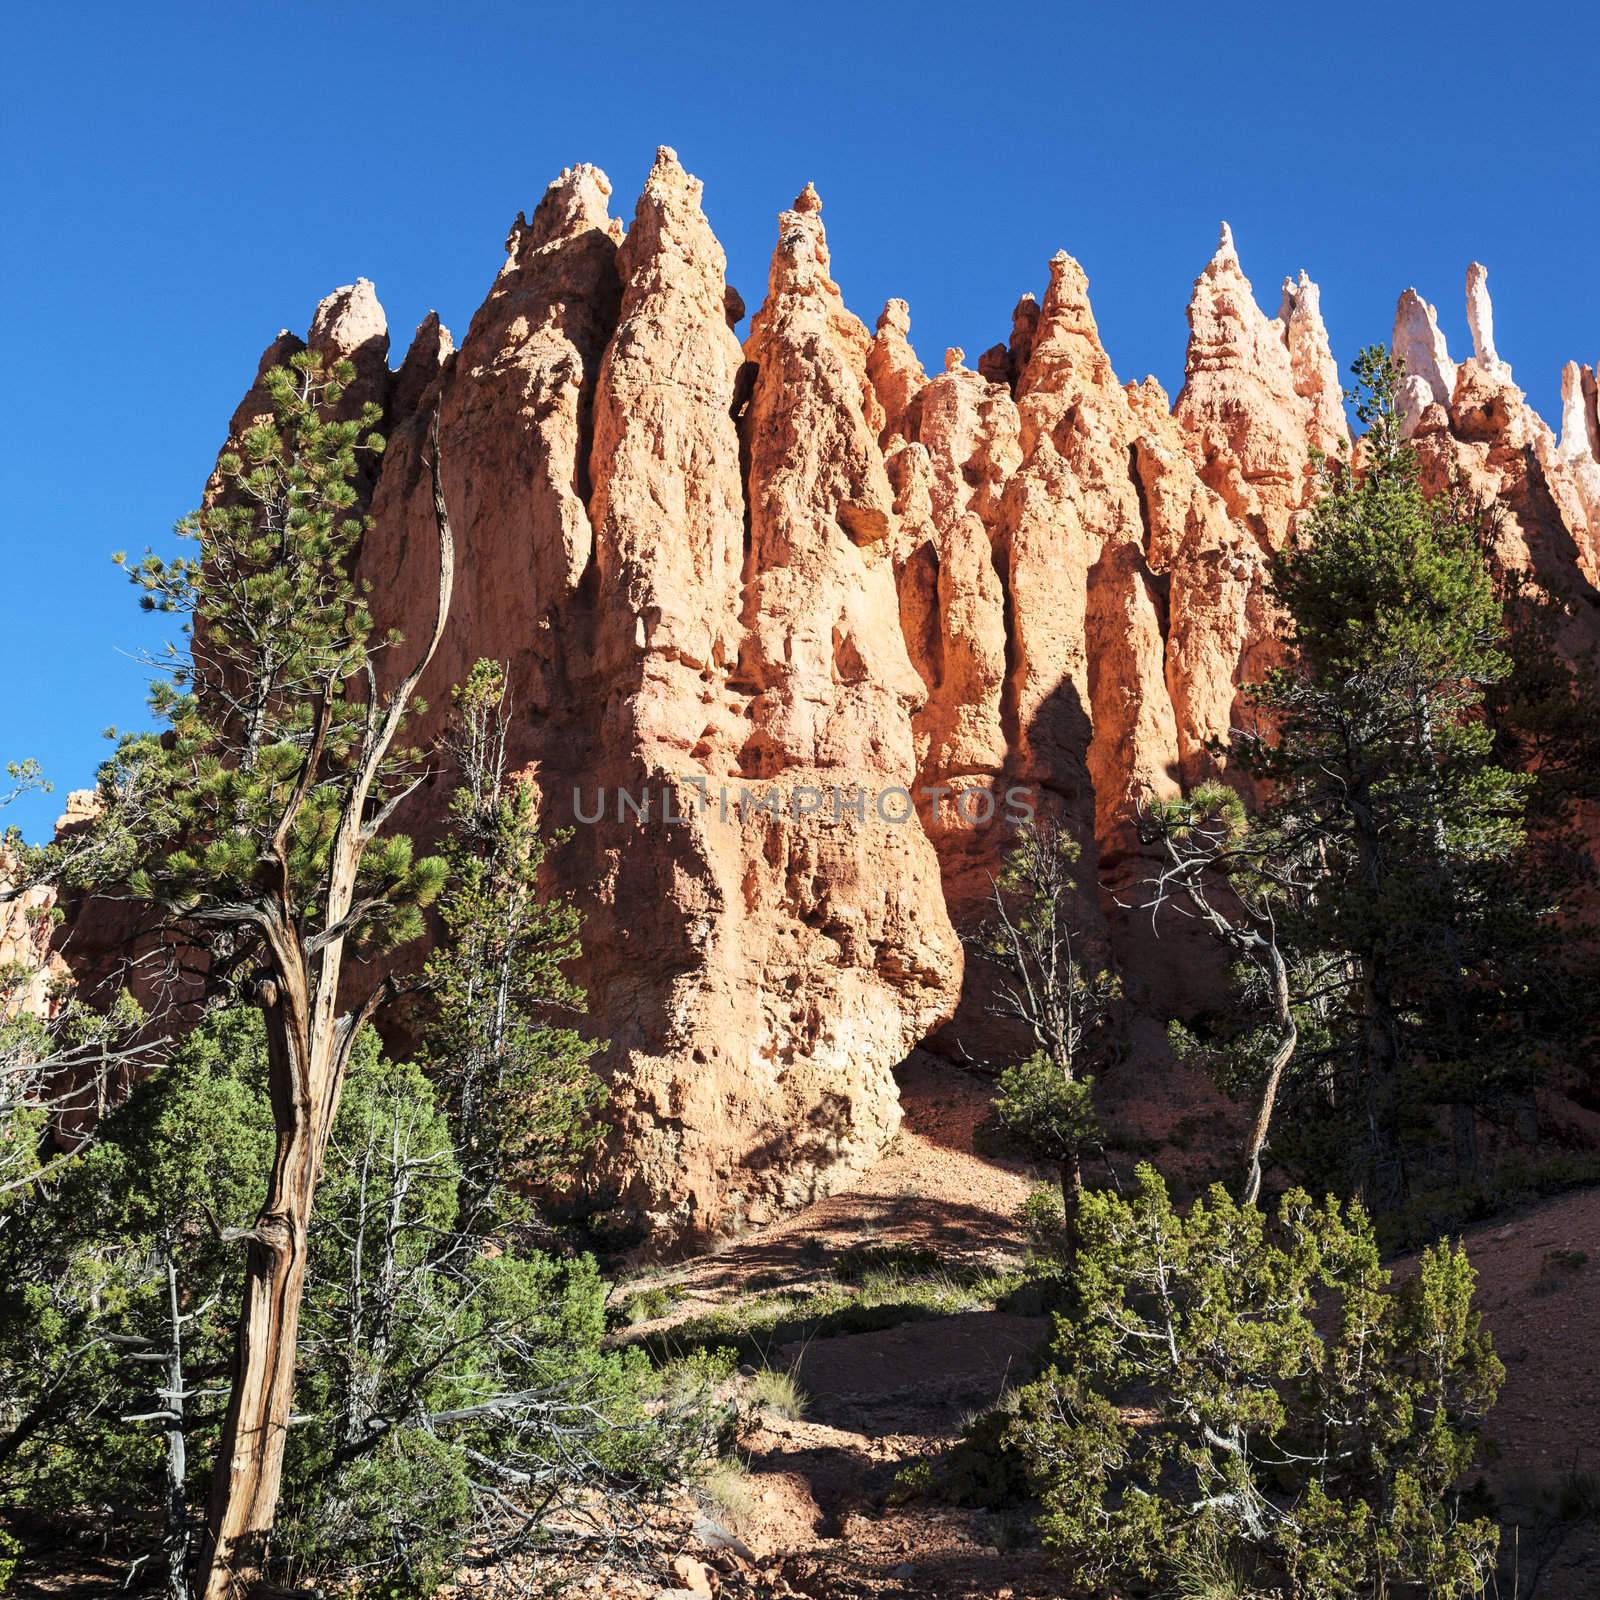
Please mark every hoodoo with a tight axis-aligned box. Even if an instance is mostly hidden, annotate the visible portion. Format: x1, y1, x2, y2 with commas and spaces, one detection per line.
60, 155, 1600, 1247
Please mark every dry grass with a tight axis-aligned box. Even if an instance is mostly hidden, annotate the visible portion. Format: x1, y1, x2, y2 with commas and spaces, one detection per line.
629, 1261, 1023, 1363
1168, 1532, 1250, 1600
619, 1283, 682, 1324
748, 1363, 807, 1420
697, 1454, 759, 1536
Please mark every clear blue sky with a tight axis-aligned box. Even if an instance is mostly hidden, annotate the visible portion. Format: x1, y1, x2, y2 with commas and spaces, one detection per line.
3, 0, 1595, 841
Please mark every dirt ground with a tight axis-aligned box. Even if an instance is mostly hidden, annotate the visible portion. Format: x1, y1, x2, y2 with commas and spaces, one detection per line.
589, 1051, 1600, 1600
592, 1051, 1068, 1599
13, 1058, 1594, 1599
1421, 1189, 1600, 1598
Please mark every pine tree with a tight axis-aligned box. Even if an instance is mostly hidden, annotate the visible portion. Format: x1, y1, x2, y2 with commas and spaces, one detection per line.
75, 353, 455, 1596
420, 659, 607, 1236
1149, 348, 1555, 1211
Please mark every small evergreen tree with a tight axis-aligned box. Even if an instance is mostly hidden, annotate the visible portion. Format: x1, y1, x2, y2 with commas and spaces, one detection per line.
993, 1053, 1099, 1218
1008, 1165, 1502, 1598
972, 821, 1117, 1255
1150, 349, 1553, 1209
71, 353, 456, 1596
420, 661, 606, 1236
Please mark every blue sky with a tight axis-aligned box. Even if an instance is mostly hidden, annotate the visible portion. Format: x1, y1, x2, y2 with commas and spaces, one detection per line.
2, 0, 1595, 841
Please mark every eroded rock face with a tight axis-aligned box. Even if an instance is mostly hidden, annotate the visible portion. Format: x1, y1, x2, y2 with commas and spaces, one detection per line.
1396, 268, 1600, 625
72, 163, 1599, 1247
1, 859, 61, 1023
341, 157, 961, 1245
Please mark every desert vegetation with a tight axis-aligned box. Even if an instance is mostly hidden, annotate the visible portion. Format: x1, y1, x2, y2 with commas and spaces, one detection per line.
3, 319, 1599, 1600
0, 362, 734, 1596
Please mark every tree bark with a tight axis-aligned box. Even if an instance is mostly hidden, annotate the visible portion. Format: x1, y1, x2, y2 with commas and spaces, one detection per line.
195, 1184, 308, 1599
192, 420, 455, 1598
1240, 945, 1297, 1207
195, 983, 318, 1600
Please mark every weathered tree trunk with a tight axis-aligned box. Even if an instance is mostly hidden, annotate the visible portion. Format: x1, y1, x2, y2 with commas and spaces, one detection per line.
1240, 946, 1297, 1206
161, 1251, 193, 1600
196, 1165, 312, 1596
196, 984, 319, 1600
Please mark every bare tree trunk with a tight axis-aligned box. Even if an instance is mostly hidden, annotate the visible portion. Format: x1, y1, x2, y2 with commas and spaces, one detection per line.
196, 991, 318, 1600
162, 1252, 193, 1600
1240, 947, 1297, 1207
195, 1175, 311, 1599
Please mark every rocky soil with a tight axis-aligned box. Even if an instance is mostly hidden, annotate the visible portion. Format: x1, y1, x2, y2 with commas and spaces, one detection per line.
510, 1055, 1600, 1600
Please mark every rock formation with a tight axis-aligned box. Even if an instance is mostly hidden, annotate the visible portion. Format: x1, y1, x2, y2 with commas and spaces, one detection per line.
1174, 223, 1347, 548
4, 791, 98, 1023
1, 858, 61, 1022
334, 154, 960, 1244
60, 155, 1600, 1247
1393, 288, 1457, 435
1396, 267, 1600, 629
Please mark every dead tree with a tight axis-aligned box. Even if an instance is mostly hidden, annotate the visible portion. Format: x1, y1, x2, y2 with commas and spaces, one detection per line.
1136, 791, 1297, 1206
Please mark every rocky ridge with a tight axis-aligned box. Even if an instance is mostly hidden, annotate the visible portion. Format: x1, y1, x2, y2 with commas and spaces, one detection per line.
65, 150, 1600, 1246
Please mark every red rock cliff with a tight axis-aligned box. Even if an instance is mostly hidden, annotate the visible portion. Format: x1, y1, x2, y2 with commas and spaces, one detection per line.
135, 154, 1600, 1245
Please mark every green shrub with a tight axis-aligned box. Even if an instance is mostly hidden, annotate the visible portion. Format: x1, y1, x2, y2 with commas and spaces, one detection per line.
620, 1283, 682, 1324
1016, 1184, 1069, 1272
630, 1265, 1022, 1364
655, 1346, 739, 1407
1008, 1164, 1502, 1599
939, 1392, 1033, 1510
279, 1428, 471, 1598
887, 1457, 935, 1504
